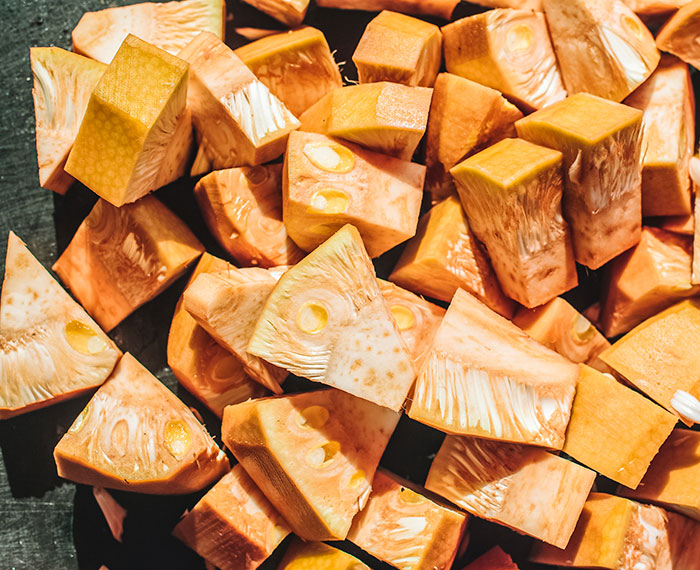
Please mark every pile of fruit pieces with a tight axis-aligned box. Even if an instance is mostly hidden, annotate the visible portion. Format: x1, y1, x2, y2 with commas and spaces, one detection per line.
5, 0, 700, 567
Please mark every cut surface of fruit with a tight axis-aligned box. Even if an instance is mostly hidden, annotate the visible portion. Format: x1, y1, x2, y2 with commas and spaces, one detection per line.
516, 93, 643, 269
315, 0, 460, 19
600, 299, 700, 421
194, 165, 305, 268
656, 0, 700, 69
173, 464, 290, 570
179, 31, 300, 170
30, 47, 106, 195
183, 268, 288, 394
425, 435, 595, 548
599, 226, 700, 337
235, 27, 342, 118
0, 232, 120, 419
167, 253, 268, 417
221, 389, 399, 540
53, 195, 204, 332
543, 0, 660, 102
248, 225, 415, 411
452, 138, 577, 308
54, 353, 229, 493
654, 213, 695, 235
283, 131, 425, 258
461, 547, 519, 570
278, 540, 370, 569
389, 195, 514, 317
347, 468, 467, 570
442, 9, 567, 111
352, 10, 442, 87
409, 289, 579, 448
65, 35, 192, 207
425, 73, 522, 204
620, 429, 700, 520
72, 0, 225, 64
241, 0, 309, 26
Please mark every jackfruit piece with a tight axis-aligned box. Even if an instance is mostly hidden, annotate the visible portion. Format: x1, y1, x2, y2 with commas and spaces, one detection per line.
183, 268, 288, 394
654, 213, 695, 235
463, 547, 520, 570
531, 493, 700, 570
657, 0, 700, 68
620, 429, 700, 521
0, 232, 120, 419
30, 48, 106, 195
409, 289, 579, 448
512, 297, 610, 368
425, 73, 522, 204
54, 353, 229, 493
543, 0, 660, 102
623, 0, 692, 20
190, 143, 213, 177
53, 195, 204, 333
352, 11, 442, 88
173, 464, 290, 570
241, 0, 309, 27
347, 468, 467, 570
167, 254, 268, 418
451, 138, 577, 308
516, 93, 644, 269
221, 389, 399, 540
390, 196, 515, 317
599, 227, 700, 337
235, 27, 342, 118
179, 32, 300, 170
315, 0, 460, 19
300, 82, 432, 161
65, 35, 192, 206
442, 10, 567, 111
600, 299, 700, 421
195, 165, 305, 268
425, 435, 596, 548
279, 540, 370, 570
248, 225, 415, 411
695, 180, 700, 283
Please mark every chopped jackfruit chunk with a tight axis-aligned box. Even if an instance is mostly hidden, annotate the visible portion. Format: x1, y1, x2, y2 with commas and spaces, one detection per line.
241, 0, 309, 27
656, 0, 700, 69
279, 540, 370, 569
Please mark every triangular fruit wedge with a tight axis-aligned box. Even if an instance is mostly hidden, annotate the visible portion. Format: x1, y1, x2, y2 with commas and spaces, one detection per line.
315, 0, 460, 20
463, 547, 520, 570
409, 289, 579, 449
0, 232, 120, 419
30, 47, 106, 195
72, 0, 225, 64
543, 0, 660, 102
221, 389, 399, 540
248, 225, 415, 411
54, 352, 229, 493
656, 0, 700, 69
279, 540, 370, 569
173, 464, 290, 570
183, 267, 288, 394
241, 0, 309, 26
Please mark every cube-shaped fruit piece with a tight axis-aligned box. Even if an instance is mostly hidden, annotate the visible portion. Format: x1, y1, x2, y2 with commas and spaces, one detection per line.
300, 82, 432, 160
65, 35, 192, 206
347, 468, 467, 570
222, 389, 399, 540
30, 48, 106, 194
600, 299, 700, 422
167, 254, 268, 417
195, 165, 305, 268
389, 196, 514, 317
183, 268, 288, 394
625, 56, 694, 216
409, 289, 579, 448
283, 131, 425, 258
657, 0, 700, 69
452, 138, 577, 308
543, 0, 660, 102
462, 547, 519, 570
315, 0, 460, 19
248, 225, 415, 411
0, 233, 120, 419
425, 74, 522, 204
235, 26, 342, 117
173, 464, 290, 570
600, 227, 699, 337
53, 196, 204, 332
531, 493, 700, 569
278, 540, 370, 569
657, 213, 695, 235
621, 429, 700, 520
241, 0, 309, 26
72, 0, 225, 64
54, 353, 229, 493
516, 93, 643, 269
353, 11, 442, 87
563, 365, 677, 488
442, 10, 567, 111
179, 32, 300, 170
426, 435, 595, 548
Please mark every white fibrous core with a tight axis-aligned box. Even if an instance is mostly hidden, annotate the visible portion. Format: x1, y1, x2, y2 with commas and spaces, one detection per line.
671, 390, 700, 423
154, 0, 224, 55
621, 504, 666, 570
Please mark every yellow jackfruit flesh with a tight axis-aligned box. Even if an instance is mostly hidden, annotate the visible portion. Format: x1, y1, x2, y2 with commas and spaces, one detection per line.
241, 0, 310, 27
